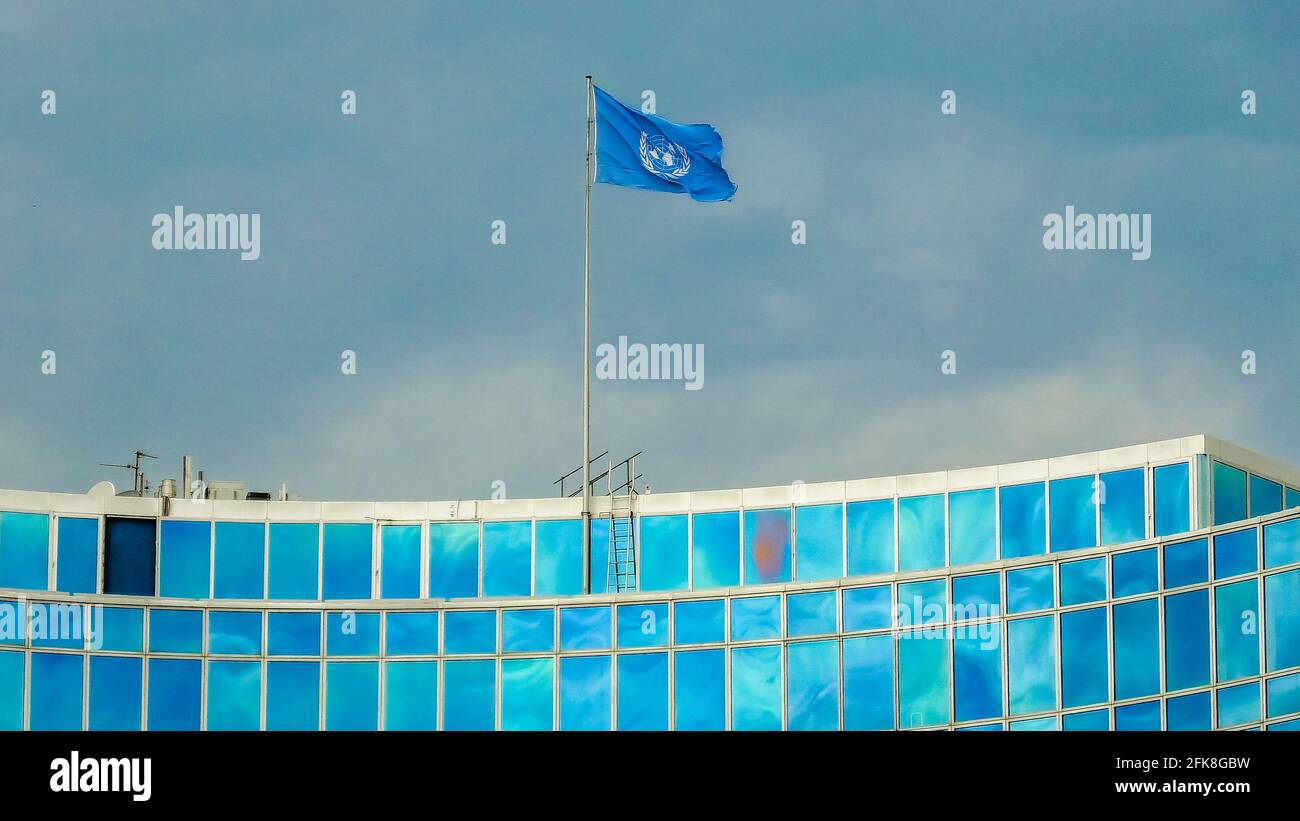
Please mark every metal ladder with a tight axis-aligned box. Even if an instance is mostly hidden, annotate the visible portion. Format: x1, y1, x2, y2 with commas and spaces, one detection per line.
606, 496, 636, 592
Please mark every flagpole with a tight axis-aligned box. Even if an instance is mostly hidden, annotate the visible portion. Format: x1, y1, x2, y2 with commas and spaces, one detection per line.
582, 74, 593, 594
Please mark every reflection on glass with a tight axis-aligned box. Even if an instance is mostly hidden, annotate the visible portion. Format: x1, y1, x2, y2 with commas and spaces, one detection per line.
1113, 598, 1159, 699
147, 658, 200, 731
1214, 528, 1257, 579
266, 661, 319, 731
673, 599, 724, 645
0, 651, 20, 730
1164, 589, 1210, 691
731, 644, 781, 730
843, 585, 892, 632
1166, 691, 1210, 731
898, 494, 944, 572
1008, 615, 1056, 715
29, 652, 82, 730
1214, 462, 1248, 525
535, 519, 583, 596
843, 635, 894, 730
267, 611, 321, 656
88, 655, 141, 730
1264, 518, 1300, 569
1050, 475, 1096, 552
1164, 538, 1207, 589
159, 520, 210, 599
103, 516, 156, 597
443, 659, 495, 731
56, 516, 98, 595
787, 640, 838, 731
639, 515, 688, 591
1218, 681, 1260, 728
949, 489, 995, 566
1265, 569, 1300, 672
846, 499, 894, 575
617, 652, 669, 731
1250, 475, 1283, 518
326, 612, 380, 656
1063, 709, 1109, 731
743, 508, 791, 585
207, 660, 261, 731
385, 612, 439, 656
1099, 468, 1144, 545
0, 512, 50, 591
501, 657, 553, 731
954, 634, 1002, 722
897, 579, 945, 627
326, 661, 379, 730
730, 595, 781, 641
674, 649, 725, 730
786, 590, 836, 637
691, 511, 739, 590
1006, 565, 1053, 613
380, 525, 420, 599
322, 523, 373, 600
1114, 699, 1160, 730
214, 521, 264, 600
501, 609, 554, 654
209, 611, 263, 655
1154, 462, 1191, 537
482, 521, 531, 597
149, 609, 202, 654
898, 631, 950, 728
1266, 672, 1300, 718
1061, 607, 1107, 708
1112, 548, 1158, 597
1000, 483, 1046, 559
268, 523, 318, 600
560, 655, 611, 731
384, 660, 438, 730
444, 610, 497, 655
1060, 557, 1107, 606
560, 606, 611, 651
795, 504, 842, 582
428, 522, 479, 599
617, 603, 668, 648
952, 573, 1000, 617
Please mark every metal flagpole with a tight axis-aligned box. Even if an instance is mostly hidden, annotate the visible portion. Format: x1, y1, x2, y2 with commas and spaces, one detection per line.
582, 74, 594, 594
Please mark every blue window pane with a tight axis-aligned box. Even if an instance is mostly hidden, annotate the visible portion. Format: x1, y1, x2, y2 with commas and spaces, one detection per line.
952, 573, 1000, 618
1167, 691, 1211, 730
1112, 548, 1158, 597
897, 578, 945, 627
743, 508, 791, 585
1214, 462, 1248, 525
1115, 699, 1161, 731
501, 657, 553, 731
149, 609, 202, 654
501, 608, 554, 653
1009, 615, 1056, 715
159, 519, 210, 599
731, 644, 781, 730
898, 631, 950, 728
691, 511, 739, 589
560, 606, 611, 651
214, 521, 264, 600
1164, 538, 1208, 589
94, 606, 142, 653
1216, 579, 1259, 682
1010, 716, 1058, 731
535, 519, 583, 596
846, 499, 894, 575
787, 640, 838, 731
326, 611, 380, 656
1099, 468, 1145, 545
384, 661, 438, 730
1006, 565, 1054, 613
1154, 462, 1191, 537
1250, 475, 1283, 518
209, 611, 263, 655
674, 649, 725, 730
1000, 482, 1046, 559
1218, 681, 1260, 728
787, 590, 836, 637
266, 661, 320, 730
898, 494, 945, 572
617, 652, 669, 731
949, 488, 995, 566
148, 658, 200, 730
1050, 475, 1097, 552
267, 611, 321, 656
639, 515, 688, 591
1265, 568, 1300, 672
673, 599, 724, 645
617, 602, 668, 648
1215, 528, 1258, 579
843, 634, 893, 730
30, 652, 83, 730
1061, 607, 1108, 708
1267, 672, 1300, 718
1113, 598, 1160, 699
32, 602, 86, 649
56, 517, 98, 595
482, 521, 531, 597
384, 612, 439, 656
958, 722, 1003, 731
730, 595, 781, 641
207, 660, 261, 731
560, 655, 611, 731
1265, 518, 1300, 569
444, 610, 497, 655
322, 523, 373, 600
795, 504, 842, 581
0, 601, 25, 646
326, 661, 378, 730
380, 525, 420, 599
268, 523, 318, 600
954, 633, 1002, 722
0, 651, 22, 730
103, 517, 155, 596
589, 518, 610, 594
843, 585, 892, 632
0, 512, 50, 591
1060, 557, 1107, 606
1164, 589, 1210, 691
428, 522, 479, 599
1271, 717, 1300, 730
1063, 709, 1109, 731
88, 655, 141, 731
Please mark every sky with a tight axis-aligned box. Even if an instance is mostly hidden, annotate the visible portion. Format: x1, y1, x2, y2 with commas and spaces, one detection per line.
1, 1, 1297, 501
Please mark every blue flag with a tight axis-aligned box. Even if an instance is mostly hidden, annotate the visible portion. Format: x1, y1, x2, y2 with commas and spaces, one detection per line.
594, 86, 737, 202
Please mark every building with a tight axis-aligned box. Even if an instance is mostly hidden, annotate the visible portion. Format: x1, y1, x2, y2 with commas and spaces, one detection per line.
0, 433, 1298, 731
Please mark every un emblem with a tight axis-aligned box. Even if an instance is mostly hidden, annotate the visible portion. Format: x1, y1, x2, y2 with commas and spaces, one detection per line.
639, 131, 691, 179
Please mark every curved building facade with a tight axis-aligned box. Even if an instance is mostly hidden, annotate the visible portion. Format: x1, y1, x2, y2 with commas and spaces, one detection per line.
1, 434, 1299, 731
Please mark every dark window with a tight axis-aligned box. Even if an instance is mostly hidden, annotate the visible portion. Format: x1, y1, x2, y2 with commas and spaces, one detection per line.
103, 517, 156, 595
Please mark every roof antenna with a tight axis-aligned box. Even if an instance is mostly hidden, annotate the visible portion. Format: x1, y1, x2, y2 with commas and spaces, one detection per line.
100, 450, 157, 496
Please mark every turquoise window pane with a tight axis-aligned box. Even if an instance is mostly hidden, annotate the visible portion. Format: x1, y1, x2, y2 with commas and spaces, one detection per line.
1113, 598, 1160, 699
428, 522, 479, 599
1250, 475, 1283, 517
1167, 691, 1211, 730
617, 602, 668, 649
1115, 699, 1161, 731
1271, 717, 1300, 730
149, 608, 202, 654
380, 525, 420, 599
691, 511, 739, 589
560, 606, 611, 651
208, 611, 262, 655
843, 634, 893, 730
795, 504, 842, 581
88, 655, 141, 731
322, 523, 372, 600
267, 611, 321, 656
1164, 538, 1207, 588
0, 651, 22, 730
639, 515, 688, 591
384, 660, 438, 730
560, 655, 611, 731
103, 516, 155, 596
147, 657, 200, 730
1010, 716, 1058, 731
266, 661, 319, 731
0, 600, 25, 646
787, 590, 836, 637
898, 494, 944, 571
30, 652, 82, 730
1060, 557, 1107, 606
589, 519, 610, 594
1061, 607, 1108, 708
1112, 548, 1158, 597
1214, 462, 1248, 525
1006, 565, 1053, 613
1050, 475, 1097, 551
1154, 462, 1191, 537
325, 661, 378, 730
957, 722, 1003, 731
898, 631, 950, 728
535, 519, 583, 596
326, 611, 380, 656
731, 644, 781, 730
1164, 589, 1210, 691
787, 640, 838, 731
207, 660, 261, 731
56, 516, 98, 595
1218, 681, 1261, 728
0, 512, 50, 591
1063, 709, 1109, 731
96, 606, 142, 653
268, 522, 318, 600
214, 521, 264, 600
31, 602, 86, 650
954, 633, 1002, 722
743, 508, 791, 585
1008, 615, 1056, 715
1265, 568, 1300, 672
1099, 468, 1144, 545
897, 578, 945, 627
674, 649, 725, 730
159, 519, 210, 599
730, 595, 781, 641
444, 610, 497, 655
949, 488, 995, 566
1215, 528, 1258, 579
952, 572, 1000, 618
501, 657, 553, 731
1265, 518, 1300, 568
1000, 482, 1046, 559
384, 612, 438, 656
846, 499, 894, 575
482, 521, 531, 597
1266, 672, 1300, 718
673, 599, 724, 645
1290, 487, 1300, 509
501, 608, 554, 653
617, 652, 669, 731
1215, 579, 1259, 682
843, 585, 892, 632
442, 660, 495, 730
